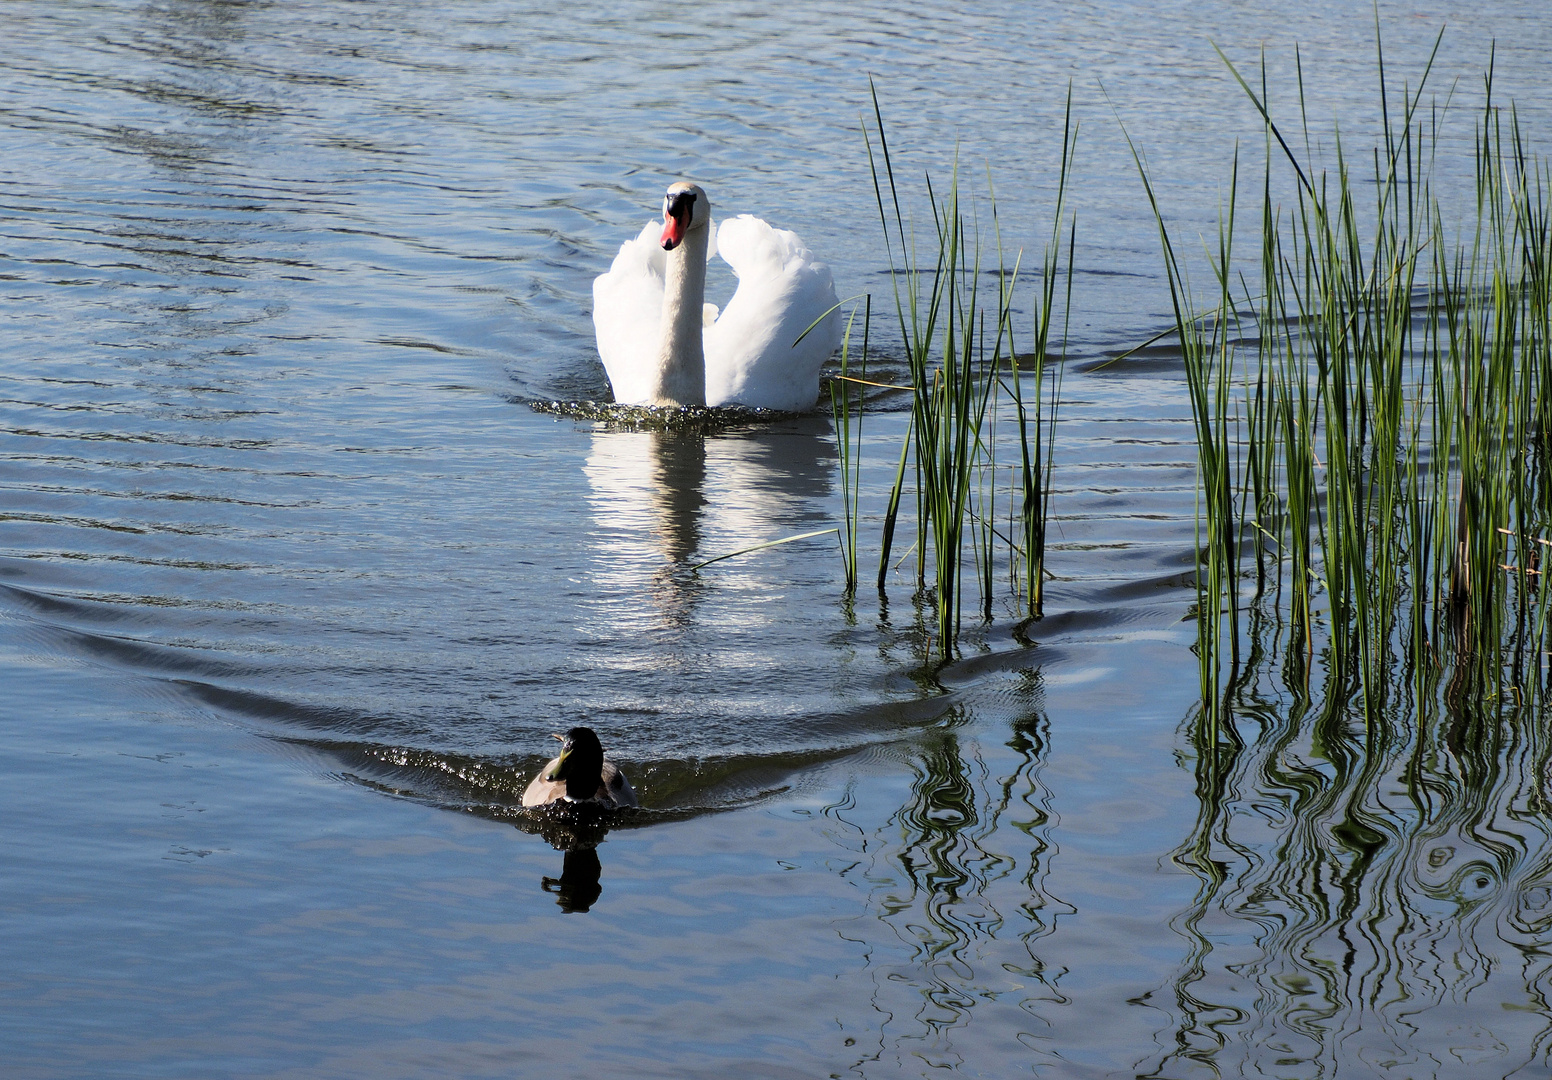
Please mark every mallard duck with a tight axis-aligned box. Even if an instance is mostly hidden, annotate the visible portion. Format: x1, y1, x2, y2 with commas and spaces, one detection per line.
521, 726, 638, 809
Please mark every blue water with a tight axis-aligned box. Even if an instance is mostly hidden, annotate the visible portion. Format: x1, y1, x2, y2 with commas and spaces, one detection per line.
5, 1, 1552, 1076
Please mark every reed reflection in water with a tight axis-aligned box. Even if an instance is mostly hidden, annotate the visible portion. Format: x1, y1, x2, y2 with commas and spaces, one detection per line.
819, 675, 1075, 1073
1139, 681, 1552, 1078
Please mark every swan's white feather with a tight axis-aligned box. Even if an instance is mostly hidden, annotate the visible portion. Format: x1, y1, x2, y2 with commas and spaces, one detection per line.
592, 206, 839, 411
592, 221, 666, 407
704, 215, 841, 412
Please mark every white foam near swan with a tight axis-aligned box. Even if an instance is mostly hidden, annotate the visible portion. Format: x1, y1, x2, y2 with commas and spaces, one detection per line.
592, 182, 842, 412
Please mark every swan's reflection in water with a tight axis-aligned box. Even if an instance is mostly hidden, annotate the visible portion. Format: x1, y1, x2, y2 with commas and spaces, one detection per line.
582, 420, 832, 599
591, 428, 710, 566
579, 419, 833, 679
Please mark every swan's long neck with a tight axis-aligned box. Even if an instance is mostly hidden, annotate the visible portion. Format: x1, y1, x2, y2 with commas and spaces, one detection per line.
647, 222, 708, 407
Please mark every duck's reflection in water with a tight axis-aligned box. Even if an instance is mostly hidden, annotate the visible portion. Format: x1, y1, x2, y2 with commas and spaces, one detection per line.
526, 804, 621, 915
542, 848, 604, 914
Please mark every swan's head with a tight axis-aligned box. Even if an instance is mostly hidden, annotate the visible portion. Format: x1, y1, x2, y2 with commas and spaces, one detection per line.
660, 181, 710, 251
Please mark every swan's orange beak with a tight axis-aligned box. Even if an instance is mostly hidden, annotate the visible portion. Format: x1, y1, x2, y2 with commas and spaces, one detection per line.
660, 188, 696, 250
660, 210, 687, 251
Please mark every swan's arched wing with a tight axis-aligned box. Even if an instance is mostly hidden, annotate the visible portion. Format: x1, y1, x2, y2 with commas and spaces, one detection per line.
705, 215, 841, 412
592, 221, 666, 405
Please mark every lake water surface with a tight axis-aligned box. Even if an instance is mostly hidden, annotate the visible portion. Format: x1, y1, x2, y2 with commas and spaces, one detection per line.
5, 1, 1552, 1077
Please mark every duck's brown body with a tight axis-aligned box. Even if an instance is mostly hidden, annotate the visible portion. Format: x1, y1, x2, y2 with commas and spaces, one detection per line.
521, 759, 637, 808
521, 727, 638, 809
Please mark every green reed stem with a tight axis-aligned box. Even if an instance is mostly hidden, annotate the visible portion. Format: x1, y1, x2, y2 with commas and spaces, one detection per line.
865, 82, 1076, 659
829, 298, 869, 593
1145, 30, 1552, 722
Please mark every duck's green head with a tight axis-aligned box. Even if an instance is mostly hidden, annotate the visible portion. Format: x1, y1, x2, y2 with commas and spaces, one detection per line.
544, 726, 606, 799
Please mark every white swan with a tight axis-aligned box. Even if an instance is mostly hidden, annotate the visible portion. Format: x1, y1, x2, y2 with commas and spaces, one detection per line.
592, 181, 842, 412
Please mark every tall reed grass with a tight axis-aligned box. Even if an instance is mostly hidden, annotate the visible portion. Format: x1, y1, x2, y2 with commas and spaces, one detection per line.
855, 85, 1077, 660
829, 297, 868, 592
1132, 32, 1552, 721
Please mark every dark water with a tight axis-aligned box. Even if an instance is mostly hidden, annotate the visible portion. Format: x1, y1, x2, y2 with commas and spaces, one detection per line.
5, 1, 1552, 1076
